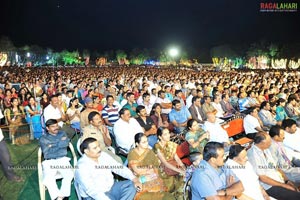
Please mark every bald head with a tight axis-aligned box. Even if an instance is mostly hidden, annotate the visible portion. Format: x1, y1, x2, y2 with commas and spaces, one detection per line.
207, 112, 216, 123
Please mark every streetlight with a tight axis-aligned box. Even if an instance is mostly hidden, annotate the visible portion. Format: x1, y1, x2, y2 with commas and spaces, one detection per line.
169, 48, 179, 58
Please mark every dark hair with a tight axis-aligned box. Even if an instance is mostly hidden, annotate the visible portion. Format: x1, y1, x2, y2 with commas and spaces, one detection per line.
142, 93, 150, 99
106, 95, 114, 101
49, 94, 59, 101
189, 152, 202, 163
45, 119, 58, 127
260, 101, 268, 110
269, 125, 282, 138
203, 142, 224, 161
158, 90, 165, 97
134, 132, 145, 145
253, 131, 268, 144
68, 97, 78, 108
228, 144, 246, 159
126, 92, 134, 99
287, 94, 297, 103
119, 107, 129, 116
282, 119, 297, 129
192, 96, 200, 104
80, 137, 97, 154
172, 99, 181, 107
136, 105, 145, 114
88, 111, 100, 122
187, 119, 196, 130
175, 90, 182, 96
277, 98, 286, 106
150, 103, 162, 116
157, 127, 168, 139
246, 107, 256, 115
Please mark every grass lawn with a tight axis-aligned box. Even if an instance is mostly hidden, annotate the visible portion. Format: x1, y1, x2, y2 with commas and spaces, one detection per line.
0, 128, 80, 200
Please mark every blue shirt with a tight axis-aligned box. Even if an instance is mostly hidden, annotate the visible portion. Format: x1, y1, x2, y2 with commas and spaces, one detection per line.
191, 160, 239, 200
169, 106, 191, 124
39, 130, 70, 160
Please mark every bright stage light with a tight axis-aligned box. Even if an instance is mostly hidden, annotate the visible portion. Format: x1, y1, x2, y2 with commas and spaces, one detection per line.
169, 48, 179, 57
26, 52, 31, 57
46, 56, 49, 60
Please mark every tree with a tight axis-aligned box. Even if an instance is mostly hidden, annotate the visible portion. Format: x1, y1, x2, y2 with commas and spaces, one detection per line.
116, 50, 127, 65
269, 44, 279, 58
210, 44, 237, 58
0, 36, 16, 64
59, 50, 81, 65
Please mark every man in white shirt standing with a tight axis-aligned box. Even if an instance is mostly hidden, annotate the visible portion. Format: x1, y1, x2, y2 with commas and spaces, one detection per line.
75, 137, 141, 200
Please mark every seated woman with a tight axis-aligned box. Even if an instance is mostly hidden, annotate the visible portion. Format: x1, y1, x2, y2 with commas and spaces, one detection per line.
275, 98, 288, 122
24, 96, 43, 139
150, 103, 174, 133
66, 97, 81, 130
5, 97, 30, 145
153, 128, 185, 198
128, 133, 175, 200
185, 119, 209, 154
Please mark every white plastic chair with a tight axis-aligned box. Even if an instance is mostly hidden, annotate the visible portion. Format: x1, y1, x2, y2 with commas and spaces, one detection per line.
38, 143, 77, 200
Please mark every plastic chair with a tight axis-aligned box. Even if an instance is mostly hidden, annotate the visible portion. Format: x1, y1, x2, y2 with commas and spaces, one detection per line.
38, 143, 77, 200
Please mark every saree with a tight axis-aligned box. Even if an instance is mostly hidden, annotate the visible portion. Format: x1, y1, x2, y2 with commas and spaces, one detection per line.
185, 129, 208, 153
153, 141, 184, 199
128, 149, 175, 200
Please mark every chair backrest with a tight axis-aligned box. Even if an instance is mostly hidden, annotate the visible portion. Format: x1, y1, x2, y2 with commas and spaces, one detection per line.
223, 118, 244, 138
176, 141, 192, 166
183, 174, 192, 200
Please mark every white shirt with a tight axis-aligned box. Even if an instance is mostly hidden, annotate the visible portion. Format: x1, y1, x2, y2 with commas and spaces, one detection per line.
247, 145, 284, 190
186, 95, 193, 109
44, 104, 64, 127
75, 152, 135, 200
243, 114, 260, 134
211, 102, 225, 118
283, 128, 300, 153
226, 159, 265, 200
203, 121, 229, 143
155, 97, 171, 114
113, 118, 144, 151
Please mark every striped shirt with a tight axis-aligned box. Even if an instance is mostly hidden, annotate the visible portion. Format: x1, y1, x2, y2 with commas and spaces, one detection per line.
101, 105, 119, 125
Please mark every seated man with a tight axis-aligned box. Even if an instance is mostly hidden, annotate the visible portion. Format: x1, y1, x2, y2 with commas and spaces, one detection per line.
80, 97, 97, 129
191, 142, 244, 199
101, 95, 120, 134
169, 99, 192, 134
243, 107, 265, 139
201, 96, 217, 119
135, 105, 158, 148
220, 93, 237, 115
282, 119, 300, 153
258, 101, 278, 129
75, 137, 141, 200
189, 96, 205, 124
203, 112, 231, 149
155, 90, 172, 115
247, 132, 300, 199
122, 92, 138, 118
39, 119, 74, 200
268, 125, 300, 183
44, 94, 74, 138
82, 111, 122, 163
226, 144, 271, 200
138, 93, 153, 116
113, 108, 144, 153
285, 95, 300, 126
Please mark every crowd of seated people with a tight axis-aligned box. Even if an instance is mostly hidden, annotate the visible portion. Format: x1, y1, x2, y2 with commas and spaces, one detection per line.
2, 66, 300, 199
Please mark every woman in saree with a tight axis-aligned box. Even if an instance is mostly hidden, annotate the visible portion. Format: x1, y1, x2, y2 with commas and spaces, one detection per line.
185, 119, 209, 154
24, 96, 43, 139
153, 128, 185, 199
128, 133, 175, 200
5, 97, 30, 144
66, 97, 81, 130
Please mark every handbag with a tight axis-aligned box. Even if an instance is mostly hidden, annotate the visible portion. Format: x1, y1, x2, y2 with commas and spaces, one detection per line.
162, 159, 180, 176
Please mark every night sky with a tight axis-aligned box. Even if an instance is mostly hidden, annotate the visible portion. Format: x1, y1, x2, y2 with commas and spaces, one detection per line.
1, 0, 299, 60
